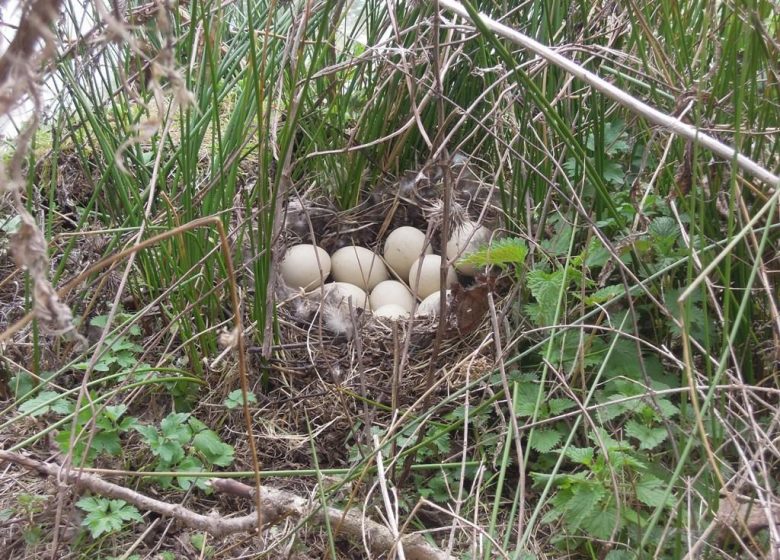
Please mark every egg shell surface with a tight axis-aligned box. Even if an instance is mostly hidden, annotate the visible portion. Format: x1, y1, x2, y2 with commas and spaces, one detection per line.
374, 304, 410, 320
408, 255, 457, 299
383, 226, 432, 281
280, 244, 331, 290
370, 280, 415, 313
417, 290, 450, 317
446, 221, 492, 276
331, 246, 389, 291
323, 282, 370, 310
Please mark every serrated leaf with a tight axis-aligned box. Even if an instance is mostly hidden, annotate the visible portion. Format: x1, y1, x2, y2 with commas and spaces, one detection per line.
581, 504, 619, 539
92, 431, 122, 456
18, 391, 72, 417
584, 284, 625, 305
588, 426, 625, 451
224, 389, 257, 410
530, 428, 563, 453
176, 456, 204, 490
193, 430, 234, 467
564, 447, 594, 466
625, 420, 668, 450
77, 497, 141, 538
654, 399, 679, 419
648, 216, 679, 240
547, 398, 576, 416
565, 483, 606, 531
460, 237, 528, 270
514, 383, 541, 417
76, 496, 107, 513
157, 440, 185, 464
160, 413, 191, 437
636, 475, 673, 508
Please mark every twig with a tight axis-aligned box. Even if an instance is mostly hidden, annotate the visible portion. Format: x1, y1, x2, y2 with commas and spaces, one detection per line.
0, 450, 453, 559
437, 0, 780, 189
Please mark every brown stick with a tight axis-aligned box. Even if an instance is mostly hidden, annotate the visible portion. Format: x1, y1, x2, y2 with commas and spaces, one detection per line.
0, 450, 452, 559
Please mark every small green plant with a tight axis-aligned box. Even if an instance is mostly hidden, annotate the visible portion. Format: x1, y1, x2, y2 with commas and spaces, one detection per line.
56, 403, 138, 464
460, 237, 528, 280
135, 412, 235, 490
223, 389, 257, 409
74, 314, 143, 373
76, 496, 142, 538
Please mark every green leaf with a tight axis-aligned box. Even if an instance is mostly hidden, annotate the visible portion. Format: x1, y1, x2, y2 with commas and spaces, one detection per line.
160, 412, 191, 441
77, 497, 141, 538
224, 389, 257, 410
529, 428, 563, 453
581, 504, 619, 540
176, 456, 204, 490
76, 496, 107, 513
636, 475, 674, 508
625, 420, 668, 450
564, 447, 594, 466
92, 431, 122, 456
547, 398, 576, 416
565, 483, 606, 531
157, 440, 185, 464
18, 391, 72, 417
514, 383, 541, 417
193, 430, 235, 467
460, 237, 528, 270
584, 284, 625, 305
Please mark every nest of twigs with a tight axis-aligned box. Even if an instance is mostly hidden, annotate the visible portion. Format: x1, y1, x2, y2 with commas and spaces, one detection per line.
258, 154, 507, 467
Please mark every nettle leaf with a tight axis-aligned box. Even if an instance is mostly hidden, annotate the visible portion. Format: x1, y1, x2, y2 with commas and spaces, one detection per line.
460, 237, 528, 270
625, 420, 668, 450
565, 483, 606, 531
648, 216, 679, 240
530, 428, 563, 453
636, 475, 674, 508
526, 269, 569, 326
654, 399, 680, 420
193, 430, 235, 467
564, 447, 594, 466
582, 504, 620, 540
514, 384, 541, 417
547, 398, 576, 416
18, 391, 73, 417
584, 284, 625, 306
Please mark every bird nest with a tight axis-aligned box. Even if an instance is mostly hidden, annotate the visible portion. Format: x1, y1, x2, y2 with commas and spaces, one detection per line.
263, 154, 507, 464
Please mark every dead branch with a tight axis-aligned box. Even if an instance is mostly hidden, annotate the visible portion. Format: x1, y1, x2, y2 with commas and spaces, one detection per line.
0, 450, 453, 560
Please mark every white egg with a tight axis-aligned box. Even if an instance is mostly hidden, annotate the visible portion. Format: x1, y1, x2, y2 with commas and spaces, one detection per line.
446, 221, 492, 276
374, 304, 410, 320
323, 282, 370, 311
370, 280, 415, 313
408, 255, 457, 299
280, 244, 331, 290
383, 226, 432, 281
331, 246, 389, 291
417, 290, 450, 318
